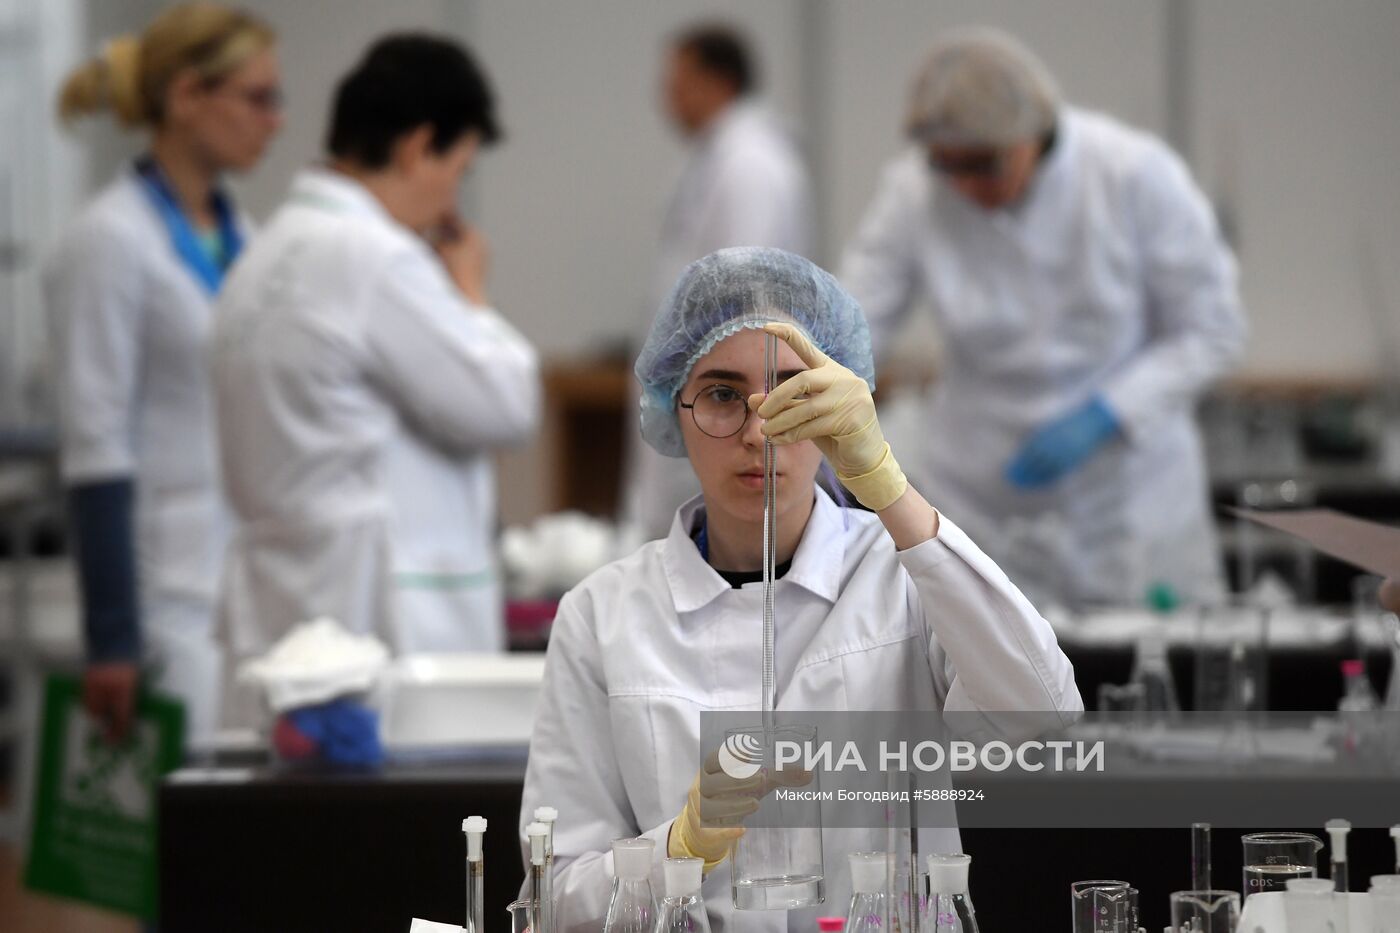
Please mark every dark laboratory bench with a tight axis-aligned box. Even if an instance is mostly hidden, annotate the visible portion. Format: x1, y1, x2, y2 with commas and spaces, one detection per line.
158, 752, 1400, 933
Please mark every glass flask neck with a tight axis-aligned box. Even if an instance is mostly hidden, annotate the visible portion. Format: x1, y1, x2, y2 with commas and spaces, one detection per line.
604, 878, 655, 933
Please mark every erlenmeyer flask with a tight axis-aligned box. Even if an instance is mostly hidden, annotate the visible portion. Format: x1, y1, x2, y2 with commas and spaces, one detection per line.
926, 854, 978, 932
655, 858, 710, 933
845, 853, 892, 933
604, 838, 656, 933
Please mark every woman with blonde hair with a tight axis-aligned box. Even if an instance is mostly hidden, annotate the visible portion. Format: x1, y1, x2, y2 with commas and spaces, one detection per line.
46, 2, 282, 744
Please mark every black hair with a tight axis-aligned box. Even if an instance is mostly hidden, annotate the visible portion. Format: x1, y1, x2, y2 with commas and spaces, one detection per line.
327, 33, 501, 169
674, 23, 756, 95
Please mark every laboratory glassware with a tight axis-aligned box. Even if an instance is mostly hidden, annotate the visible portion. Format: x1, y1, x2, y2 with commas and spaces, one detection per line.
729, 331, 825, 911
507, 898, 534, 933
463, 816, 487, 933
1169, 890, 1239, 933
926, 854, 978, 933
845, 853, 893, 933
1191, 824, 1212, 893
1370, 875, 1400, 933
1071, 880, 1139, 933
1282, 878, 1339, 932
534, 807, 559, 933
604, 838, 656, 933
656, 858, 710, 933
1194, 603, 1269, 714
527, 821, 550, 933
1324, 819, 1351, 893
729, 726, 824, 909
1241, 833, 1322, 897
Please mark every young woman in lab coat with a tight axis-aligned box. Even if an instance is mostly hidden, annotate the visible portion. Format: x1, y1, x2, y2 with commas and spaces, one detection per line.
46, 3, 281, 743
519, 248, 1082, 933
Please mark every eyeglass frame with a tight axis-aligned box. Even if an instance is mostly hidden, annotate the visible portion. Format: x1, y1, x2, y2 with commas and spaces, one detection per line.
677, 383, 752, 439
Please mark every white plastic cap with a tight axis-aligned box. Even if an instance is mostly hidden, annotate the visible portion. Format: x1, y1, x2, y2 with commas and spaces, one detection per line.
848, 852, 890, 895
611, 837, 655, 880
527, 822, 548, 865
462, 816, 487, 861
664, 857, 703, 897
1325, 818, 1351, 861
1392, 825, 1400, 841
927, 854, 971, 895
535, 807, 559, 824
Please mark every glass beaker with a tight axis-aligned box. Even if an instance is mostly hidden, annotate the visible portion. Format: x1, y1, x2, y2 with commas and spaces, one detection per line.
1071, 880, 1138, 933
1241, 832, 1322, 897
729, 724, 824, 910
507, 898, 535, 933
1169, 890, 1240, 933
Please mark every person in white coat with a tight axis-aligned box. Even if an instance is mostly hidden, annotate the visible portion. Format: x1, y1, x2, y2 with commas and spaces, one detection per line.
520, 248, 1081, 933
212, 35, 539, 681
841, 28, 1247, 608
624, 24, 814, 543
45, 3, 282, 743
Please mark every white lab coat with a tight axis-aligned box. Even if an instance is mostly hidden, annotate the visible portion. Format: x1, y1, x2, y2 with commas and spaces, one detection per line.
841, 108, 1247, 607
520, 488, 1082, 933
212, 169, 539, 671
624, 101, 814, 541
45, 166, 239, 741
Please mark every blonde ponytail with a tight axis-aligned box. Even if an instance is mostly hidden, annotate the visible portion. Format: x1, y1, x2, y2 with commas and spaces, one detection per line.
56, 3, 274, 129
58, 35, 145, 126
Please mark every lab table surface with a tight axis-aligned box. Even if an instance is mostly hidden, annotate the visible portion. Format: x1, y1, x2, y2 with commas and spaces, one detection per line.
158, 750, 1399, 933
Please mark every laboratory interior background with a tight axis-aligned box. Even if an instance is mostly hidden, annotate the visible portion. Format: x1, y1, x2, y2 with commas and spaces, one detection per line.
1, 0, 1399, 931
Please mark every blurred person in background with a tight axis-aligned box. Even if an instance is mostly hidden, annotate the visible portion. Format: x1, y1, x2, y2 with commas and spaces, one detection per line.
622, 22, 813, 542
212, 35, 539, 704
45, 2, 281, 743
841, 27, 1247, 608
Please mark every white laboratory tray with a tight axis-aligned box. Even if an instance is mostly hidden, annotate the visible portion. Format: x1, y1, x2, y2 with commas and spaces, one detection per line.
1237, 890, 1374, 931
377, 652, 545, 757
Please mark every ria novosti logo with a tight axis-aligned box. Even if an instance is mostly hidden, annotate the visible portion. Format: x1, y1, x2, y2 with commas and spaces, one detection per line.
718, 732, 764, 780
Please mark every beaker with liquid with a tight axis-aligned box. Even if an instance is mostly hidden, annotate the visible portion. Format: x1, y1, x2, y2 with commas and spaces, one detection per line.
729, 724, 825, 910
1169, 890, 1239, 933
1241, 832, 1322, 897
1070, 880, 1139, 933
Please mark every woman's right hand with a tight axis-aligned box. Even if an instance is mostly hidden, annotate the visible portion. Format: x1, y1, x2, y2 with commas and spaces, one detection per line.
83, 662, 139, 743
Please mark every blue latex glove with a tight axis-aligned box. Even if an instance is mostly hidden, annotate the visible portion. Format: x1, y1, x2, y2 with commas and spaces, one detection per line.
1005, 396, 1121, 490
287, 698, 383, 767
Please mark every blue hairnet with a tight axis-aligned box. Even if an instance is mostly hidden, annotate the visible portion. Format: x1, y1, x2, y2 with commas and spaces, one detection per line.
636, 247, 875, 457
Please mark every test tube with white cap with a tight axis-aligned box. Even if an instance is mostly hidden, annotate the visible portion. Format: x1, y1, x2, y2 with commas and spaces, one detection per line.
1324, 818, 1351, 892
463, 816, 487, 933
1392, 825, 1400, 874
533, 807, 558, 933
527, 822, 550, 933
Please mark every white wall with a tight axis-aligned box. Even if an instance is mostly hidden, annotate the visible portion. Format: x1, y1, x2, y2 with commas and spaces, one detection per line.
1190, 0, 1400, 379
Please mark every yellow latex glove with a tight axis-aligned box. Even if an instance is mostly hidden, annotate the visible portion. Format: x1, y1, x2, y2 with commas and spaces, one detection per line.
669, 747, 815, 872
668, 749, 762, 871
751, 322, 908, 511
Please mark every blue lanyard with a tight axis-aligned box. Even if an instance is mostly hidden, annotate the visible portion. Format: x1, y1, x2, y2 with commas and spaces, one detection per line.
134, 155, 243, 295
694, 521, 709, 561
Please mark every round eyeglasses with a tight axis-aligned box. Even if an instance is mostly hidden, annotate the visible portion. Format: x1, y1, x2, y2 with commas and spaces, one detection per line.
678, 384, 750, 439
